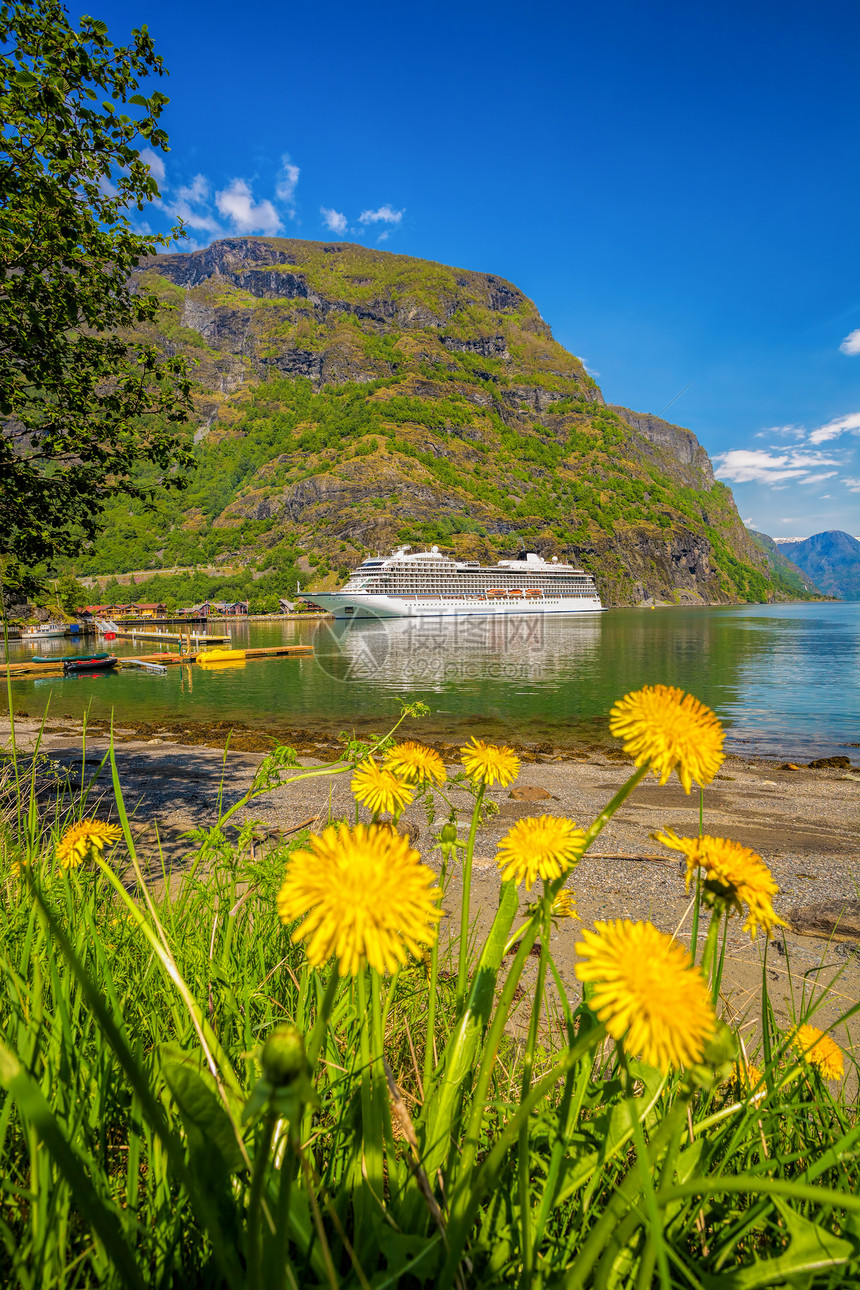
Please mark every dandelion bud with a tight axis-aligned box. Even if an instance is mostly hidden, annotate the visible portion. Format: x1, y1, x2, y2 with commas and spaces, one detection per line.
261, 1024, 307, 1087
439, 818, 459, 860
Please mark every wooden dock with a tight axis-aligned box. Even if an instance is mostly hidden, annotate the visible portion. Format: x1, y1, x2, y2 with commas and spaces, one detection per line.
108, 628, 231, 645
138, 645, 313, 667
2, 644, 313, 678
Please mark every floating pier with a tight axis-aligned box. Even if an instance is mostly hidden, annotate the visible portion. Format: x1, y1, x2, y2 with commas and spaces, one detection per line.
106, 627, 231, 645
2, 643, 313, 678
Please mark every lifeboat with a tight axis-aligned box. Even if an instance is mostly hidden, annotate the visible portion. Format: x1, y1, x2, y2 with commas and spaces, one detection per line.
486, 589, 507, 598
524, 589, 543, 598
507, 588, 524, 597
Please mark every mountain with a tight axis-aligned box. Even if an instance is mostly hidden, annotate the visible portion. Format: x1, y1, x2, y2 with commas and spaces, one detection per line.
774, 531, 860, 600
69, 237, 811, 608
747, 531, 824, 597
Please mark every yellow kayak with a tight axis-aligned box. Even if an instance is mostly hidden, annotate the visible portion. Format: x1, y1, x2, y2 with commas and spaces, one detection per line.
196, 649, 246, 668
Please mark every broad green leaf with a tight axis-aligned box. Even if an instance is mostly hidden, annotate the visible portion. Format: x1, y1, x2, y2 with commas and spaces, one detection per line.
553, 1062, 667, 1208
163, 1062, 244, 1178
700, 1199, 858, 1288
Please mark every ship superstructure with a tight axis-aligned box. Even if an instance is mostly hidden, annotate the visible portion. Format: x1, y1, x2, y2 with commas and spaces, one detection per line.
307, 546, 603, 619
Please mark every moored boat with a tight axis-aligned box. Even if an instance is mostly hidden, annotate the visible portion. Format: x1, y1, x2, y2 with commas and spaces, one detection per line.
306, 546, 603, 620
33, 651, 109, 664
62, 656, 118, 675
21, 623, 68, 641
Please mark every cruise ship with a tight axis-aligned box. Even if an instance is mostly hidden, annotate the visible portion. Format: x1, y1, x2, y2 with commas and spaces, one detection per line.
306, 546, 603, 619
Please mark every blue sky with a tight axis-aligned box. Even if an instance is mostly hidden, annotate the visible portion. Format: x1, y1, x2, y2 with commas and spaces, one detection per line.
100, 0, 859, 538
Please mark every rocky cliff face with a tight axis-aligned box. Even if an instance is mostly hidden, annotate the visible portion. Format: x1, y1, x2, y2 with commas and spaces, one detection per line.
102, 237, 804, 605
609, 407, 716, 489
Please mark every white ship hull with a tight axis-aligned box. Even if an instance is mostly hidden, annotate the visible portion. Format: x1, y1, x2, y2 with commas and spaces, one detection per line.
309, 592, 604, 620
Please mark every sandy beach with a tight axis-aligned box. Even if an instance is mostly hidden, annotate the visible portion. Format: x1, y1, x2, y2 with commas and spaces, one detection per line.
4, 712, 858, 1065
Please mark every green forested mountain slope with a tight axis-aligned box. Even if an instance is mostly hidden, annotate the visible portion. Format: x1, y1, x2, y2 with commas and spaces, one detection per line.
747, 531, 824, 598
70, 238, 811, 608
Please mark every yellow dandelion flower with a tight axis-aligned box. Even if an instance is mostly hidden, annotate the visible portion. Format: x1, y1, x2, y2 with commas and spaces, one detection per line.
551, 890, 579, 921
655, 830, 787, 939
496, 815, 586, 890
383, 741, 446, 787
460, 737, 520, 788
56, 819, 122, 870
789, 1024, 844, 1081
276, 823, 441, 975
351, 758, 414, 815
575, 919, 716, 1071
609, 684, 725, 793
733, 1061, 765, 1099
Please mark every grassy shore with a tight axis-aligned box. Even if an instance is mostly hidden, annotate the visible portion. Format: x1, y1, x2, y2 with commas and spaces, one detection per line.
0, 696, 858, 1288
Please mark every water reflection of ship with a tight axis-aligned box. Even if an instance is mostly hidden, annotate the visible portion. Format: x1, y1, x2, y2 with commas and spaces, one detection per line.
311, 614, 602, 690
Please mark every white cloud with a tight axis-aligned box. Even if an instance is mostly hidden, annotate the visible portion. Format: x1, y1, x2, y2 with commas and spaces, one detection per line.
839, 329, 860, 356
358, 204, 404, 226
320, 206, 347, 234
844, 477, 860, 493
276, 155, 300, 212
712, 448, 840, 485
807, 411, 860, 444
754, 424, 805, 440
376, 229, 390, 243
215, 178, 282, 236
797, 471, 837, 484
581, 358, 601, 378
164, 174, 222, 234
138, 148, 166, 186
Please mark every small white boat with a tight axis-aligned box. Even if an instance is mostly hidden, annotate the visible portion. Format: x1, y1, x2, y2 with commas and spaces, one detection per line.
21, 622, 68, 641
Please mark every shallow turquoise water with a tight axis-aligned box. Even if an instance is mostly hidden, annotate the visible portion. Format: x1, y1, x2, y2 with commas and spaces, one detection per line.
5, 602, 859, 762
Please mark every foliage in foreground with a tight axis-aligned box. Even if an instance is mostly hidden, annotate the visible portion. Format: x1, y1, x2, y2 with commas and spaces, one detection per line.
0, 693, 858, 1289
0, 0, 192, 594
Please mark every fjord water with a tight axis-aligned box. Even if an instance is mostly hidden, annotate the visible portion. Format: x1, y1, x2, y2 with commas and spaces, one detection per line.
6, 602, 859, 763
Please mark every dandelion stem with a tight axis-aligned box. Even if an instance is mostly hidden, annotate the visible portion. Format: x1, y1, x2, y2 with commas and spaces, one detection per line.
456, 783, 484, 1006
700, 907, 723, 984
273, 1133, 297, 1290
517, 886, 550, 1287
423, 850, 447, 1092
247, 1116, 276, 1290
307, 967, 339, 1069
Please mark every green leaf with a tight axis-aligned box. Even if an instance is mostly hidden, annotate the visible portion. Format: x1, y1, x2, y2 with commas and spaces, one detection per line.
163, 1062, 245, 1178
553, 1061, 667, 1207
417, 879, 519, 1176
701, 1200, 858, 1288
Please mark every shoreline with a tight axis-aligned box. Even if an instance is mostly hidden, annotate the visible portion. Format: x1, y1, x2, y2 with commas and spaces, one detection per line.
8, 709, 860, 770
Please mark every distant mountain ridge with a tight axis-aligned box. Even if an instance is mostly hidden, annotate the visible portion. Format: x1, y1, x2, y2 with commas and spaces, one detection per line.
747, 531, 823, 597
771, 531, 860, 601
65, 237, 818, 607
